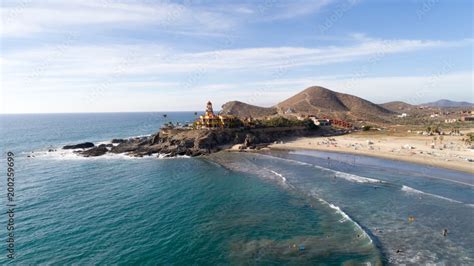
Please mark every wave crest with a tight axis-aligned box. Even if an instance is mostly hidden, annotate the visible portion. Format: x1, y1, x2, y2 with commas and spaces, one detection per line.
401, 185, 462, 204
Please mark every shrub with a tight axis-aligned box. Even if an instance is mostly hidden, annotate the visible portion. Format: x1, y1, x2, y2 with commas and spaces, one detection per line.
302, 119, 319, 130
260, 117, 303, 128
468, 132, 474, 142
362, 125, 372, 131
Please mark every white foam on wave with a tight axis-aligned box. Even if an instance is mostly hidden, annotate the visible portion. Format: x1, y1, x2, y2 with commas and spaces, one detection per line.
401, 185, 463, 204
128, 134, 151, 139
333, 170, 382, 184
266, 169, 295, 190
258, 154, 383, 184
157, 153, 191, 159
269, 170, 287, 182
26, 149, 153, 161
26, 148, 190, 161
314, 195, 373, 244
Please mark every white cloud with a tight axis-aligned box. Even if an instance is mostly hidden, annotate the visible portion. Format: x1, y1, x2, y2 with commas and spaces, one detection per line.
0, 0, 344, 37
3, 38, 469, 83
3, 71, 471, 113
257, 0, 335, 20
1, 34, 472, 113
0, 0, 235, 37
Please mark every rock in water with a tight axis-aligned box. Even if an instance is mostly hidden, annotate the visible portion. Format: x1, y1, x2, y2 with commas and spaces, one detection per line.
242, 134, 256, 149
77, 144, 108, 157
63, 142, 95, 149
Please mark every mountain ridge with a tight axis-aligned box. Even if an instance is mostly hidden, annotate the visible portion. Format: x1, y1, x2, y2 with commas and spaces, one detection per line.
422, 99, 473, 108
221, 86, 394, 122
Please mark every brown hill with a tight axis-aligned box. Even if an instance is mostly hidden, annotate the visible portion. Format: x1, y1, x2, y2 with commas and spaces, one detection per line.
276, 86, 394, 121
380, 101, 415, 112
220, 101, 277, 118
220, 86, 395, 122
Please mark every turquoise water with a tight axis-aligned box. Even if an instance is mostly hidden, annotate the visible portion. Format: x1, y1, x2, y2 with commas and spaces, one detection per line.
0, 113, 472, 264
210, 150, 474, 264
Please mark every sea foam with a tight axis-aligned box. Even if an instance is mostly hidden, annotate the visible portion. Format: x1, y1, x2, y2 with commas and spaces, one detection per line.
313, 194, 373, 244
401, 185, 462, 204
258, 154, 383, 184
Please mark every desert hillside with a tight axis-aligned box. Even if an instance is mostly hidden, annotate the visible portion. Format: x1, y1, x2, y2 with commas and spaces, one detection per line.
219, 86, 472, 125
276, 86, 394, 121
380, 101, 416, 112
422, 99, 473, 108
220, 101, 277, 118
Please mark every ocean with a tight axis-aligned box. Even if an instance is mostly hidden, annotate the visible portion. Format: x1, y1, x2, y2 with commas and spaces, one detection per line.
0, 112, 472, 264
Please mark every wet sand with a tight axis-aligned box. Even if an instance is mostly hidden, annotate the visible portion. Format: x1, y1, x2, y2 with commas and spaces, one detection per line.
269, 131, 474, 174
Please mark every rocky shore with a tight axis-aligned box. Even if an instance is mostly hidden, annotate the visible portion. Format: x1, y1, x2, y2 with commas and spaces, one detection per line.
64, 127, 331, 158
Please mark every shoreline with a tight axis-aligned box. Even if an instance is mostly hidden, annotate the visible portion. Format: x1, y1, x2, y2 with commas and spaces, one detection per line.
268, 133, 474, 175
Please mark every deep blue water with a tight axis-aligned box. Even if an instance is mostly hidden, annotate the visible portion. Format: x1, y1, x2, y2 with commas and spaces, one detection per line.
0, 113, 472, 264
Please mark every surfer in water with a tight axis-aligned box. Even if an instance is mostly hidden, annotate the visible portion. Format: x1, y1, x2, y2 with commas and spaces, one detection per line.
443, 229, 448, 237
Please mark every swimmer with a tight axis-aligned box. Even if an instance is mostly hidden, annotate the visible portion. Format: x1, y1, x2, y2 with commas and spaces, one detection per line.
443, 229, 448, 237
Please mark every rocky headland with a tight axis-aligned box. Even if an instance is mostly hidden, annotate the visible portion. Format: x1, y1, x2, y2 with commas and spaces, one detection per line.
65, 127, 335, 158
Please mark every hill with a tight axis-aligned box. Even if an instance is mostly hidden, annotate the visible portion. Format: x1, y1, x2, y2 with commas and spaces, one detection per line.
276, 86, 394, 121
220, 101, 277, 118
380, 101, 416, 112
422, 99, 473, 108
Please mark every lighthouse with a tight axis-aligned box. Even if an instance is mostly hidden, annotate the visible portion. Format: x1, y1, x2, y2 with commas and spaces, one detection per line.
205, 101, 215, 117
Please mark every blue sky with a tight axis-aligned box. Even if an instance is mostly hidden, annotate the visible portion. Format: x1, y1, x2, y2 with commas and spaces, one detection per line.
1, 0, 472, 113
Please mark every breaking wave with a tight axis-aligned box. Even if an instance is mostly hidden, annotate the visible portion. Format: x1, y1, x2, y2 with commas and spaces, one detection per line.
24, 148, 189, 161
311, 192, 373, 244
258, 154, 383, 184
269, 170, 286, 182
401, 185, 462, 204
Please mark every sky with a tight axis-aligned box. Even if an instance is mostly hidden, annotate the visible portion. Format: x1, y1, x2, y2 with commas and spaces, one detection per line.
0, 0, 472, 113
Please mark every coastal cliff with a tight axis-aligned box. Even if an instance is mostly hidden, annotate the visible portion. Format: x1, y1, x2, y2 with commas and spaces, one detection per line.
67, 127, 328, 158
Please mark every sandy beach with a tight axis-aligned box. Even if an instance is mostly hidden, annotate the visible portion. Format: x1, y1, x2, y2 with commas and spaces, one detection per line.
269, 130, 474, 174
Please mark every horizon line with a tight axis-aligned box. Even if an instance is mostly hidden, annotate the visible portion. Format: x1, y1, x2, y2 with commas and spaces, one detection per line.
0, 111, 206, 115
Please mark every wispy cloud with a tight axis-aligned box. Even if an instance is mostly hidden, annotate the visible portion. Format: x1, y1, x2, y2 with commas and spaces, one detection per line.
256, 0, 336, 20
1, 0, 472, 113
0, 0, 236, 37
3, 37, 469, 82
0, 0, 345, 38
3, 71, 471, 113
2, 35, 471, 113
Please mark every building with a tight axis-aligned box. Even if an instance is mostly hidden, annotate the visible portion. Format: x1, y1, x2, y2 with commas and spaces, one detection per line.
195, 101, 241, 129
461, 116, 474, 122
313, 118, 331, 126
397, 113, 408, 118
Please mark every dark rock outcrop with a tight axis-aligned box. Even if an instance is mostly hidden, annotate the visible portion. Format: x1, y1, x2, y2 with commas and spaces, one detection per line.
63, 142, 94, 149
70, 126, 328, 158
76, 144, 108, 157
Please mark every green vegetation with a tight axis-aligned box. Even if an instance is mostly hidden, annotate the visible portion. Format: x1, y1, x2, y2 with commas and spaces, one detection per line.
362, 125, 372, 131
258, 117, 318, 130
302, 118, 319, 130
426, 124, 441, 134
227, 119, 244, 128
467, 132, 474, 142
259, 117, 301, 127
